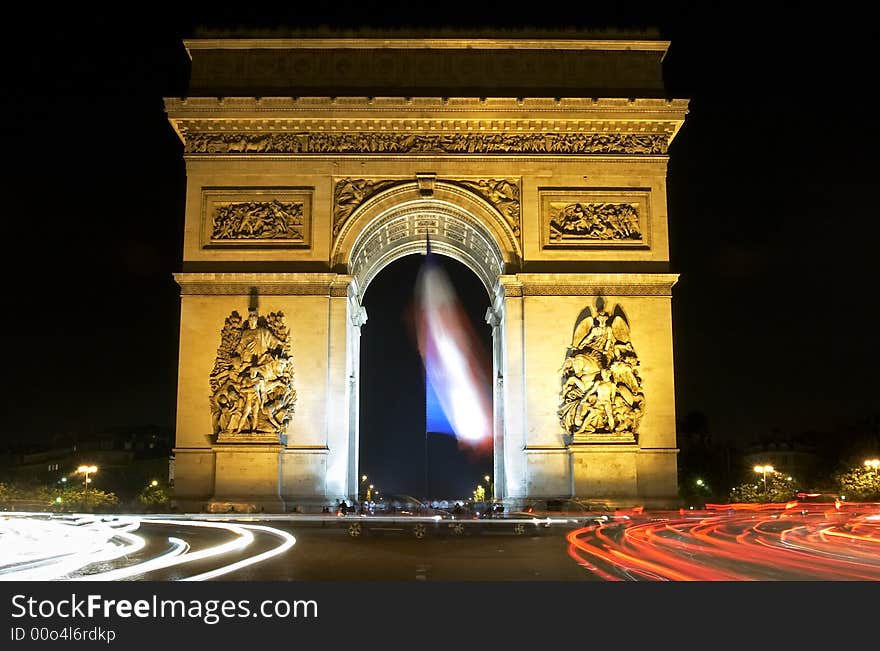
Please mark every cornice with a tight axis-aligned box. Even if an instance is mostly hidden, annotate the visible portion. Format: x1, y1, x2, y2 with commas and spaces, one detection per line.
183, 155, 670, 164
183, 38, 670, 52
171, 118, 682, 134
497, 273, 679, 297
164, 96, 690, 119
174, 272, 353, 295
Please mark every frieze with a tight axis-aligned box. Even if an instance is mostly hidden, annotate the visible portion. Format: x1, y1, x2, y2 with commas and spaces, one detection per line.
177, 283, 341, 296
185, 132, 667, 155
174, 272, 349, 296
523, 284, 673, 296
559, 298, 644, 444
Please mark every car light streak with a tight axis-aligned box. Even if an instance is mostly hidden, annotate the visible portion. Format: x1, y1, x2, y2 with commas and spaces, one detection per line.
566, 504, 880, 580
182, 524, 296, 581
74, 537, 190, 581
0, 515, 296, 581
0, 515, 146, 581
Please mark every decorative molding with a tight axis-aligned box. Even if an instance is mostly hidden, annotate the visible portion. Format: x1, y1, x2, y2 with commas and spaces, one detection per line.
416, 172, 436, 197
559, 298, 644, 444
183, 39, 672, 52
165, 96, 690, 116
201, 188, 312, 249
350, 306, 368, 328
185, 131, 668, 155
209, 308, 297, 444
495, 274, 678, 297
540, 188, 650, 250
174, 273, 347, 296
524, 284, 672, 296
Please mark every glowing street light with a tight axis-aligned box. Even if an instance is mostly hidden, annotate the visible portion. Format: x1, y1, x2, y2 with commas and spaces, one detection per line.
753, 465, 774, 494
864, 459, 879, 473
150, 480, 159, 487
77, 465, 98, 510
484, 475, 493, 501
77, 465, 97, 486
695, 478, 705, 487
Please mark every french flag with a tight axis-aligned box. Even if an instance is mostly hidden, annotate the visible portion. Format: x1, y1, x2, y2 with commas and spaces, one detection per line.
414, 248, 493, 455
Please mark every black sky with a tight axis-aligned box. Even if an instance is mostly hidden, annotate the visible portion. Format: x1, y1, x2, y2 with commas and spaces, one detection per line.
1, 3, 878, 461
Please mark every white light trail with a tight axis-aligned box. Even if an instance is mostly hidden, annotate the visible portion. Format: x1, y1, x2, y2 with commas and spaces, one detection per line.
182, 524, 296, 581
0, 515, 296, 581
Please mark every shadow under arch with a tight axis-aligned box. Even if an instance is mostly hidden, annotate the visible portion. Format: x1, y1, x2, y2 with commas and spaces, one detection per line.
331, 181, 521, 299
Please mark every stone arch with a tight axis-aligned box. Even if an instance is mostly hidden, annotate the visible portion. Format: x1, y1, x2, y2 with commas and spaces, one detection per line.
331, 181, 521, 298
333, 181, 515, 503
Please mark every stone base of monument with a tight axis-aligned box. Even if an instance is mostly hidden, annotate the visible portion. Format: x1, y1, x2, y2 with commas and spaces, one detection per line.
206, 497, 286, 513
571, 432, 638, 444
216, 431, 281, 444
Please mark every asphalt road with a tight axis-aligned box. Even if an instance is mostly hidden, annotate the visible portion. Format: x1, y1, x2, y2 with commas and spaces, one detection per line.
227, 522, 594, 581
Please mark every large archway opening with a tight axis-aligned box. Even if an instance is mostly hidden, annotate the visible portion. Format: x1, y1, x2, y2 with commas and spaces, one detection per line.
358, 252, 493, 504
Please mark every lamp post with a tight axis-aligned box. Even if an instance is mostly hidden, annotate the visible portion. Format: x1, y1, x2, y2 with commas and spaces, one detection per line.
864, 459, 879, 474
77, 465, 97, 510
753, 465, 774, 494
484, 475, 493, 502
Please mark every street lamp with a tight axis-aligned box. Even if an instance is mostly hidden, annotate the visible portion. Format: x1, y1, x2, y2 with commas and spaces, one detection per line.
484, 475, 493, 501
76, 465, 98, 509
753, 465, 774, 494
864, 459, 879, 473
77, 465, 97, 487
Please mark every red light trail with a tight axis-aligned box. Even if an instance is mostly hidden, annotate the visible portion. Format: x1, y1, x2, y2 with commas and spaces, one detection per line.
566, 503, 880, 580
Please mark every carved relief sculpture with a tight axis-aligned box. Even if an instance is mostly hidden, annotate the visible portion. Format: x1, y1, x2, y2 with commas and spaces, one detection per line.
549, 202, 641, 242
187, 132, 667, 156
455, 179, 521, 236
333, 178, 401, 237
209, 309, 297, 443
558, 298, 645, 443
211, 200, 305, 241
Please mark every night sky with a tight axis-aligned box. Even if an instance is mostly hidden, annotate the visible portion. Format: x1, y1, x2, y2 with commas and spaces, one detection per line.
2, 5, 878, 489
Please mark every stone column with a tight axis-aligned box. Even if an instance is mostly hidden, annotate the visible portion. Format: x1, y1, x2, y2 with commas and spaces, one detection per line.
485, 298, 505, 501
496, 276, 527, 502
347, 292, 367, 502
323, 277, 356, 502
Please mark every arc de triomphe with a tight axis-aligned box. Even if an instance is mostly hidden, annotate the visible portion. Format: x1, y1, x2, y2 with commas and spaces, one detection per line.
167, 35, 688, 511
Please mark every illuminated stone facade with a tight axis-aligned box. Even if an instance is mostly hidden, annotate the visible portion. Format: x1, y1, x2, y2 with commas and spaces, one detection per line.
168, 36, 688, 511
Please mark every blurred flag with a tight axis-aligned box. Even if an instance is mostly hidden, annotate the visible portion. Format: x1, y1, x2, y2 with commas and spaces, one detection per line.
415, 250, 493, 454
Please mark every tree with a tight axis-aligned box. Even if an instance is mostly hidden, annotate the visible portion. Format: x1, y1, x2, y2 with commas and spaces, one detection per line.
138, 483, 170, 509
0, 482, 16, 504
834, 468, 880, 501
48, 487, 118, 512
729, 472, 798, 503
